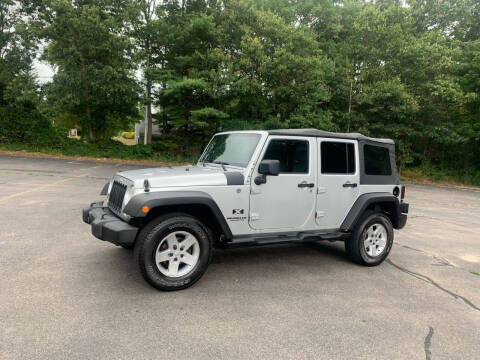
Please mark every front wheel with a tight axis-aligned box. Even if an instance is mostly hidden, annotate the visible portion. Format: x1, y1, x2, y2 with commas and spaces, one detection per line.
134, 213, 213, 291
345, 212, 393, 266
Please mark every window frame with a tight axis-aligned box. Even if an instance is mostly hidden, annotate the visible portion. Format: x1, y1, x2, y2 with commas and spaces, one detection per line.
260, 137, 311, 175
319, 139, 358, 176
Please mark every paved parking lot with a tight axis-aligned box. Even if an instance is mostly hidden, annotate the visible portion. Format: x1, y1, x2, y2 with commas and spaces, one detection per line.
0, 154, 479, 359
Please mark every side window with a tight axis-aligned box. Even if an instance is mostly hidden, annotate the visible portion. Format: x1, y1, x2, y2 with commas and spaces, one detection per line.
321, 142, 355, 174
263, 139, 309, 173
364, 145, 392, 175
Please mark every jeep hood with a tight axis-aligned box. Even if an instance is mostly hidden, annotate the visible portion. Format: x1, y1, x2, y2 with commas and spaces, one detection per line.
116, 165, 244, 188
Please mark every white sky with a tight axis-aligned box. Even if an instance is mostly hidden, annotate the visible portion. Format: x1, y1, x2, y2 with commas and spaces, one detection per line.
33, 59, 54, 84
32, 59, 143, 84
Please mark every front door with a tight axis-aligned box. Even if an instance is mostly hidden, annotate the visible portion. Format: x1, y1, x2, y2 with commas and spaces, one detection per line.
249, 136, 317, 230
316, 139, 360, 229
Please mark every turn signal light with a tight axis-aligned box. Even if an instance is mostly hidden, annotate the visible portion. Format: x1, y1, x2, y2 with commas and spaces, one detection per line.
142, 205, 150, 213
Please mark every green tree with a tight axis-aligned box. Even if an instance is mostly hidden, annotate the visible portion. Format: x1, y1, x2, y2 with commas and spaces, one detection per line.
457, 40, 480, 168
129, 0, 163, 144
41, 0, 140, 141
152, 0, 228, 138
2, 0, 478, 180
150, 0, 334, 141
223, 3, 334, 129
0, 0, 49, 145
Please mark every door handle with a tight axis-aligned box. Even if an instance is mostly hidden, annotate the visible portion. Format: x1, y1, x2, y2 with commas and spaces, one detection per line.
343, 182, 358, 188
298, 182, 314, 188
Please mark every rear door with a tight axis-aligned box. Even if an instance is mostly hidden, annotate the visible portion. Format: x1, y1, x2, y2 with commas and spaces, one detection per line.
316, 139, 360, 229
249, 136, 317, 230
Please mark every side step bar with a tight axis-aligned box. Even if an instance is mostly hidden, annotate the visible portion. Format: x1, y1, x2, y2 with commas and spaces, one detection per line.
227, 230, 350, 248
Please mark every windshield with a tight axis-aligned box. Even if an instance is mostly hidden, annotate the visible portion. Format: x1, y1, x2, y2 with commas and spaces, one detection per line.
199, 133, 261, 168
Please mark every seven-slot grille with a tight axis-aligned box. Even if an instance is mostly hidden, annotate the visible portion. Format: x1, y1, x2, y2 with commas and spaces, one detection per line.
108, 180, 127, 213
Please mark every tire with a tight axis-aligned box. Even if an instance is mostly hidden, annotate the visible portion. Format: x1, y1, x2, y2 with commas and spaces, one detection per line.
134, 213, 213, 291
345, 212, 393, 266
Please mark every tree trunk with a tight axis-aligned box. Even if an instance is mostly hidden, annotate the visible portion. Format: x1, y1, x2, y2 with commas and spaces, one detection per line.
81, 63, 93, 141
422, 138, 428, 165
89, 124, 94, 142
464, 142, 471, 169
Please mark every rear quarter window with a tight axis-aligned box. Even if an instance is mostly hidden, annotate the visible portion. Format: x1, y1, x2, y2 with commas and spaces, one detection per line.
364, 145, 392, 176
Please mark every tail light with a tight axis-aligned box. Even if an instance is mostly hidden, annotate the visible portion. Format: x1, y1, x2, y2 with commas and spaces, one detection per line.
401, 186, 406, 200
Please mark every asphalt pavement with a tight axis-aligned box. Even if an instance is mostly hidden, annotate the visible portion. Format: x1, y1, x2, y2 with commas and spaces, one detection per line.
0, 154, 479, 359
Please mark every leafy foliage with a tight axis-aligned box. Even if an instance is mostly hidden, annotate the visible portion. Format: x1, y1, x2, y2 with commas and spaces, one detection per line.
41, 0, 141, 141
1, 0, 479, 183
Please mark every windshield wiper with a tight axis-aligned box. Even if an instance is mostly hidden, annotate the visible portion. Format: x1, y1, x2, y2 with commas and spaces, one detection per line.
213, 161, 229, 171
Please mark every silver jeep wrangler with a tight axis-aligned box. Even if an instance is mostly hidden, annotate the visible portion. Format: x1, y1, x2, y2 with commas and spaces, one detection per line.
83, 129, 409, 291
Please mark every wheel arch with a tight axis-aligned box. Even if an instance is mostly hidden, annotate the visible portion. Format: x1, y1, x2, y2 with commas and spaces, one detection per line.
340, 192, 401, 231
124, 191, 233, 241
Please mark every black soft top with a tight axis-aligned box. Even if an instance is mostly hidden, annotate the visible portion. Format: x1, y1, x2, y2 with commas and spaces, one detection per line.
268, 129, 394, 145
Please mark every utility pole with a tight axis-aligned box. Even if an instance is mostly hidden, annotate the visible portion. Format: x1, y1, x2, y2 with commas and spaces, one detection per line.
348, 79, 353, 114
143, 0, 154, 144
143, 105, 148, 144
347, 79, 353, 132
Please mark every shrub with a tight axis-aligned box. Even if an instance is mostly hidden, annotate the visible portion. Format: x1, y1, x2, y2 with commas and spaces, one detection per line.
151, 131, 205, 160
121, 131, 135, 139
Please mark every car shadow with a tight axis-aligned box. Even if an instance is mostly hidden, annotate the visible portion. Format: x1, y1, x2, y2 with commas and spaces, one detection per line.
98, 240, 351, 293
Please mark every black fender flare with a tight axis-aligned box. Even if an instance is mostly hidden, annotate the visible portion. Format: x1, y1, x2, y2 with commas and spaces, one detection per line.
340, 192, 402, 231
100, 182, 109, 195
123, 191, 233, 239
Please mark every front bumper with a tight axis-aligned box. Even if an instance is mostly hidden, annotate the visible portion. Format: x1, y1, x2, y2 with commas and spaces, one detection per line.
82, 201, 138, 247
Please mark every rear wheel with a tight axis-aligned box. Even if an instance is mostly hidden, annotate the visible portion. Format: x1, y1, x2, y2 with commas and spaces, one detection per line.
345, 212, 393, 266
134, 213, 213, 291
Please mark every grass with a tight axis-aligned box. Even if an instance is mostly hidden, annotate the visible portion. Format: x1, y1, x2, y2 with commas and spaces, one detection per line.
401, 165, 480, 188
470, 270, 480, 276
0, 139, 194, 165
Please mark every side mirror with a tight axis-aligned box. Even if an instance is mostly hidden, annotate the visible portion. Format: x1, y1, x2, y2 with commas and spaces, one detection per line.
255, 160, 280, 185
258, 160, 280, 176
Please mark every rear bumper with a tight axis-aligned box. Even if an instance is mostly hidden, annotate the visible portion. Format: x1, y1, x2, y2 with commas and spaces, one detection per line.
397, 202, 409, 230
82, 201, 138, 247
